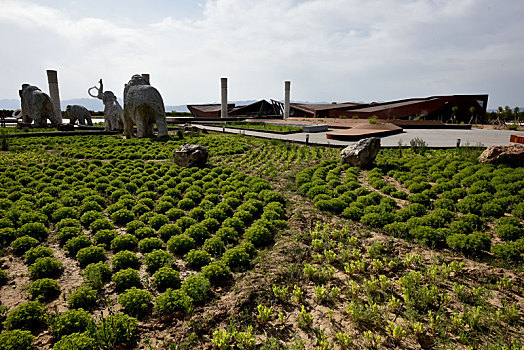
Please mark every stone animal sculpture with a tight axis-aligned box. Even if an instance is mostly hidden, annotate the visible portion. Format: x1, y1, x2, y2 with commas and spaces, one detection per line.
88, 79, 124, 131
17, 84, 61, 127
123, 74, 168, 138
66, 105, 93, 126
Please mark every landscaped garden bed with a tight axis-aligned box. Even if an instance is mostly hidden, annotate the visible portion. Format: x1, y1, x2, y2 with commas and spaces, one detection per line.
0, 132, 521, 349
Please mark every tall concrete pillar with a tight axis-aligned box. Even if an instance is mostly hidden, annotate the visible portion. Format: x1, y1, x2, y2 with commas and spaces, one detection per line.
46, 70, 63, 123
221, 77, 228, 119
284, 81, 291, 119
141, 74, 150, 84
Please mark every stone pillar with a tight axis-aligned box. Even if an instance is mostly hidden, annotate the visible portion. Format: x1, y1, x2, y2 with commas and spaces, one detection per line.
284, 81, 291, 119
221, 77, 228, 119
46, 70, 63, 123
141, 74, 150, 84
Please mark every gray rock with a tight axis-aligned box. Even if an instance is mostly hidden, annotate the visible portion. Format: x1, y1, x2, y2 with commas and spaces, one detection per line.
173, 144, 208, 167
340, 137, 380, 168
478, 144, 524, 166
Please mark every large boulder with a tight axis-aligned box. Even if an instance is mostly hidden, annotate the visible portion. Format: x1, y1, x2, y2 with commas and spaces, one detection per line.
478, 144, 524, 166
340, 137, 380, 168
173, 144, 208, 167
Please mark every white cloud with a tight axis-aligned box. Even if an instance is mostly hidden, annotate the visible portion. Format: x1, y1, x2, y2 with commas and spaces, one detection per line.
0, 0, 523, 108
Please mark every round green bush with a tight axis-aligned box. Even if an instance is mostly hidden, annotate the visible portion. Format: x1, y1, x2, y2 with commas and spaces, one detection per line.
202, 236, 225, 257
138, 237, 164, 253
181, 274, 211, 305
89, 218, 114, 234
157, 223, 182, 242
52, 207, 79, 222
147, 214, 169, 230
154, 288, 193, 316
152, 266, 180, 291
111, 234, 138, 252
18, 222, 49, 242
341, 205, 363, 221
143, 249, 173, 272
27, 278, 61, 301
134, 227, 156, 240
222, 246, 251, 271
29, 257, 63, 279
24, 246, 54, 265
65, 235, 93, 256
166, 208, 185, 221
82, 262, 112, 289
481, 201, 505, 218
167, 234, 196, 255
201, 260, 232, 286
51, 308, 93, 340
0, 330, 35, 350
118, 287, 153, 318
57, 226, 82, 246
0, 227, 16, 248
68, 286, 98, 309
243, 223, 273, 246
185, 224, 210, 244
177, 198, 195, 210
112, 268, 141, 292
79, 201, 104, 214
132, 203, 150, 217
4, 301, 47, 330
189, 207, 206, 221
94, 229, 118, 249
80, 211, 105, 228
112, 250, 140, 271
53, 332, 96, 350
155, 200, 174, 214
512, 202, 524, 219
76, 246, 106, 267
495, 224, 522, 241
221, 217, 244, 233
201, 218, 220, 233
491, 242, 522, 263
111, 209, 135, 226
175, 217, 196, 231
126, 220, 146, 235
184, 249, 211, 270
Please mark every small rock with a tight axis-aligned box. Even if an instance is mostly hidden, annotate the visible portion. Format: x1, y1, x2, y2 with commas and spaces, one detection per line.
340, 137, 381, 168
478, 144, 524, 166
173, 144, 208, 167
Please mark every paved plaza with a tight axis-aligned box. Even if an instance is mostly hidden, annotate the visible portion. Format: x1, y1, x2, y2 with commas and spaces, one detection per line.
196, 124, 519, 148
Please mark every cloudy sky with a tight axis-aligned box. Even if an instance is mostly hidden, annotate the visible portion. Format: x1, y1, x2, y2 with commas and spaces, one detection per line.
1, 0, 523, 109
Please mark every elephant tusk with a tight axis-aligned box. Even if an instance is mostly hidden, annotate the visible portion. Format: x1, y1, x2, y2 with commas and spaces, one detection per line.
88, 86, 100, 98
12, 109, 22, 118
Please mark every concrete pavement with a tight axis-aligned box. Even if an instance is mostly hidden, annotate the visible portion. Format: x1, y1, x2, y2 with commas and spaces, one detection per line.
195, 124, 518, 148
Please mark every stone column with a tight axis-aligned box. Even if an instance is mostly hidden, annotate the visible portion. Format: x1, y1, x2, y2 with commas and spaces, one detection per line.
141, 74, 150, 84
221, 77, 228, 119
284, 81, 291, 119
46, 70, 63, 123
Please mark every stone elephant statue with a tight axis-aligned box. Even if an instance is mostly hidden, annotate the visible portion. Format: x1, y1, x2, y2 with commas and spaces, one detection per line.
18, 84, 61, 127
123, 74, 168, 138
88, 79, 124, 131
66, 105, 93, 126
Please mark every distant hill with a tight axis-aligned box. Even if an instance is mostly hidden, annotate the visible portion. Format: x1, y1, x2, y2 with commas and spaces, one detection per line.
0, 98, 350, 113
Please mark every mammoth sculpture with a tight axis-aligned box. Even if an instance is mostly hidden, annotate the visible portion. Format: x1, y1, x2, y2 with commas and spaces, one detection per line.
17, 84, 61, 127
88, 79, 124, 131
66, 105, 93, 126
123, 74, 168, 138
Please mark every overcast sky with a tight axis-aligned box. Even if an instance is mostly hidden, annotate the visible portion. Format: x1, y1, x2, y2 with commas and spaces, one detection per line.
1, 0, 523, 109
